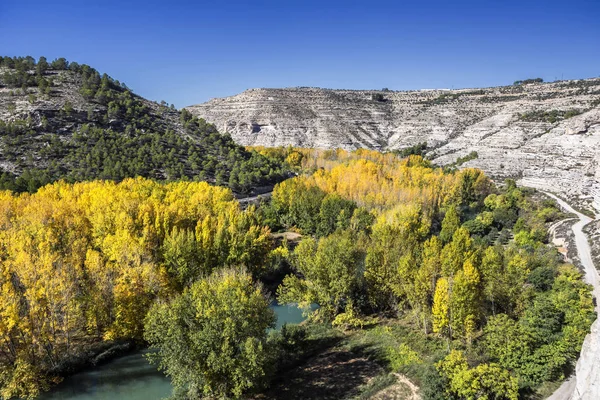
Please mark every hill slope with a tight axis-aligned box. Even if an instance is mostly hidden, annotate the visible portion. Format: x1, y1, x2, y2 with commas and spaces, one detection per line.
0, 56, 288, 193
186, 80, 600, 208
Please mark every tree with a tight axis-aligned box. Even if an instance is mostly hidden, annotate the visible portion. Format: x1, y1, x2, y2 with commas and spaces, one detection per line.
50, 57, 68, 70
162, 227, 200, 288
479, 246, 503, 315
364, 219, 405, 310
285, 151, 303, 167
484, 314, 532, 372
432, 277, 451, 341
413, 236, 442, 333
450, 260, 481, 343
316, 193, 356, 237
441, 228, 473, 277
437, 350, 518, 400
36, 56, 48, 75
278, 231, 362, 320
349, 207, 375, 233
144, 268, 275, 399
440, 206, 460, 243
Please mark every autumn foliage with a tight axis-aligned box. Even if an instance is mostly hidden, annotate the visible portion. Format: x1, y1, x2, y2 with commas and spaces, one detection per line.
0, 178, 272, 398
264, 149, 595, 397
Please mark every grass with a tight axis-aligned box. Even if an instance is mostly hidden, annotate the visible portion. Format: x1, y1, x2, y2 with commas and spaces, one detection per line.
340, 317, 448, 388
273, 313, 579, 400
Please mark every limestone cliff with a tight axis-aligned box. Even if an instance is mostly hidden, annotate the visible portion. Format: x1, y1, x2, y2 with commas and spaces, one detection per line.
187, 79, 600, 210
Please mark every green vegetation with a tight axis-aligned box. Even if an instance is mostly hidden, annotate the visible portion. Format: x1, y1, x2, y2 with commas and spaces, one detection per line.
419, 90, 486, 106
256, 148, 593, 399
145, 269, 275, 399
519, 109, 582, 123
442, 151, 479, 172
393, 142, 428, 158
0, 59, 594, 398
0, 56, 289, 193
422, 92, 462, 105
514, 78, 544, 85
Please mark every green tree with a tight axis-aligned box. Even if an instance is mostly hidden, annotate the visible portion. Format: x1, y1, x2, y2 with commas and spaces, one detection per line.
144, 268, 275, 399
484, 314, 532, 372
440, 206, 460, 243
316, 193, 356, 237
441, 228, 473, 277
36, 56, 48, 75
413, 236, 442, 333
479, 246, 503, 315
278, 231, 362, 320
437, 350, 518, 400
162, 227, 200, 288
50, 57, 68, 70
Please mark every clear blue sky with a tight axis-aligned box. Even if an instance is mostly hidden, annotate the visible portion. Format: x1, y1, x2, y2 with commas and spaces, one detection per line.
1, 0, 598, 108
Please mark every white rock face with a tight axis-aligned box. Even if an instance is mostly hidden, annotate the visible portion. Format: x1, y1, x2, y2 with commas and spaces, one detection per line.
186, 79, 600, 207
573, 318, 600, 399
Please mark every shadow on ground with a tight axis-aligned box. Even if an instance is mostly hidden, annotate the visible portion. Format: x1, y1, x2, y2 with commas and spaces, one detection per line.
260, 349, 383, 400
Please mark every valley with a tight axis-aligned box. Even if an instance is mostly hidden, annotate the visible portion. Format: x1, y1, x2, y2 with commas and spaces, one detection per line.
187, 80, 600, 213
0, 56, 598, 400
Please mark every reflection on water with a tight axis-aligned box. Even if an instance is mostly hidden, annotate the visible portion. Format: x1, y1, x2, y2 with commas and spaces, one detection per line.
40, 302, 312, 400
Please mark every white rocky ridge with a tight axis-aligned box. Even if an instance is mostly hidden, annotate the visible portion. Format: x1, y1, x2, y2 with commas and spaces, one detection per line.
186, 79, 600, 211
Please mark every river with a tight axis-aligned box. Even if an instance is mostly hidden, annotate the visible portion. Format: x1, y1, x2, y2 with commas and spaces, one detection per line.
39, 302, 311, 400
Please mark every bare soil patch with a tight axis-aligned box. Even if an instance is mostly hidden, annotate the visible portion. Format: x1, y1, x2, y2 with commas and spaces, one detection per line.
260, 349, 383, 400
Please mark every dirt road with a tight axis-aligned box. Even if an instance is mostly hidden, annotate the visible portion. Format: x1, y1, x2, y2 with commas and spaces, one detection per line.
545, 193, 599, 400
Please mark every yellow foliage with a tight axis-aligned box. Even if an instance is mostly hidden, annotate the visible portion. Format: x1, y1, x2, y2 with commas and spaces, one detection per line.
0, 178, 272, 396
269, 149, 488, 215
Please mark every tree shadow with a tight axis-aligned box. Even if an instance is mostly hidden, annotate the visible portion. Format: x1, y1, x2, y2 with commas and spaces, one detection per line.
262, 348, 383, 400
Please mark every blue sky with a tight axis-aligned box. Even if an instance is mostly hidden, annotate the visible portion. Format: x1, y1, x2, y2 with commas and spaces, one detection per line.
1, 0, 598, 108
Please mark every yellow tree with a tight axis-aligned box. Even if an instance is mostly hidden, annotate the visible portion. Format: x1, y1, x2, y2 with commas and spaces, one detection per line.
450, 260, 482, 344
441, 227, 473, 277
432, 277, 451, 343
413, 236, 442, 333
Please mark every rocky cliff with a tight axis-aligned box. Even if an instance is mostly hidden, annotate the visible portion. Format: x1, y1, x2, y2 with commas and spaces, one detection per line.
187, 79, 600, 210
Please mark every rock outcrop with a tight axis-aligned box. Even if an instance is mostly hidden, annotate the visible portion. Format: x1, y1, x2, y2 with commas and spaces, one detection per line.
187, 79, 600, 210
573, 318, 600, 399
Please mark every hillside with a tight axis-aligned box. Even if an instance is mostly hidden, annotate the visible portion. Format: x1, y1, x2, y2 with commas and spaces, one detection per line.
186, 79, 600, 209
0, 56, 288, 193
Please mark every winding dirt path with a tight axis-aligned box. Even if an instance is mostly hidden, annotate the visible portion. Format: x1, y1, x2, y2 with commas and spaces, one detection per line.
544, 193, 599, 400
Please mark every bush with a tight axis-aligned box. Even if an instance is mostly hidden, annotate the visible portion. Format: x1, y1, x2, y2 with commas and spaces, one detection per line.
388, 344, 422, 372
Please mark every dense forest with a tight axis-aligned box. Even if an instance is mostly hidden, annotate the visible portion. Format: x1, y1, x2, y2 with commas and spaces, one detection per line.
0, 178, 275, 398
254, 148, 595, 399
0, 56, 289, 193
0, 147, 593, 399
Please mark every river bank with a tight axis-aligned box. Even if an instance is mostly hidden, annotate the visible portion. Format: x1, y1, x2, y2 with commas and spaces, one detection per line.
37, 302, 310, 400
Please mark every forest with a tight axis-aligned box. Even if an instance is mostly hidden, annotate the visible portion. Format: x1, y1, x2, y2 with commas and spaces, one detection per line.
256, 148, 595, 399
0, 144, 594, 399
0, 56, 288, 193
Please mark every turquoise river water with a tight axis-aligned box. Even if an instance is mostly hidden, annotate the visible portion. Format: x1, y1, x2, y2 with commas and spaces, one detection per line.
39, 302, 309, 400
